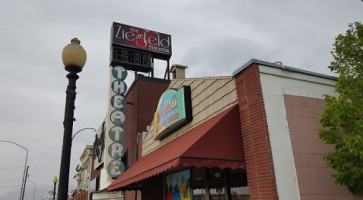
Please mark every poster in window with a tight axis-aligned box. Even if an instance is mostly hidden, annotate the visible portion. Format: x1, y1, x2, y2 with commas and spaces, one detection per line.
166, 169, 191, 200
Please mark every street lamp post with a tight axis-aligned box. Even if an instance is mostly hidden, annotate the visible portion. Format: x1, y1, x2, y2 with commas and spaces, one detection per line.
72, 128, 97, 141
57, 38, 87, 200
53, 176, 58, 200
28, 180, 36, 200
0, 140, 28, 200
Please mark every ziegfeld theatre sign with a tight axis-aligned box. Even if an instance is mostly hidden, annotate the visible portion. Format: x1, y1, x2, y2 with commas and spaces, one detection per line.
112, 22, 171, 56
103, 22, 173, 180
110, 22, 172, 72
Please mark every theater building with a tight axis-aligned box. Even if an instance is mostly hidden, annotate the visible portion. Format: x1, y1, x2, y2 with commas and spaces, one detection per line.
91, 75, 170, 200
107, 59, 361, 200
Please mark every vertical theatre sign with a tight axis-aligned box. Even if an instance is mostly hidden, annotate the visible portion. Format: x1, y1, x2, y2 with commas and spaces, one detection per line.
154, 86, 192, 140
104, 22, 172, 180
105, 66, 127, 178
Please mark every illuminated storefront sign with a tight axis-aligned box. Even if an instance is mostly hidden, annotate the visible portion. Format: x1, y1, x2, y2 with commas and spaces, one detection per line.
154, 86, 192, 140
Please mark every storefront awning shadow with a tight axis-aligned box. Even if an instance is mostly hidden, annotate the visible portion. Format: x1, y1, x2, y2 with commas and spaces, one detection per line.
108, 104, 245, 191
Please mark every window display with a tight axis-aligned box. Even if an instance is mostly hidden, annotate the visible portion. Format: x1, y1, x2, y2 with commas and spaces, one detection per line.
166, 169, 191, 200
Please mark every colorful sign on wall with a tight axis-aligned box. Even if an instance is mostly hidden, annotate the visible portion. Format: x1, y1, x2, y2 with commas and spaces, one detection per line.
154, 86, 192, 140
166, 169, 191, 200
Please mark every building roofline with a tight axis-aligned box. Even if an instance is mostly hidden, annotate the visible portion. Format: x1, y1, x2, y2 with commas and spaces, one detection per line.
171, 76, 233, 82
125, 74, 171, 96
232, 58, 338, 81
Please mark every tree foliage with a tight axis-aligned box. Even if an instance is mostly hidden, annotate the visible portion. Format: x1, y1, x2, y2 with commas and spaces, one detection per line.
319, 22, 363, 195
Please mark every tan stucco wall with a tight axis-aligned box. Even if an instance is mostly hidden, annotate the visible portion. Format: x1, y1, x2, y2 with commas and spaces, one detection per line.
142, 76, 237, 156
258, 64, 338, 200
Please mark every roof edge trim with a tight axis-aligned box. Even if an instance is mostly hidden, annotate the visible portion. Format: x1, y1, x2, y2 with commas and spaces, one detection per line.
232, 58, 337, 81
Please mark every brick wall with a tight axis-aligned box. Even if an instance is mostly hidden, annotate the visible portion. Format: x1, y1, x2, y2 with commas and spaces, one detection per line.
123, 76, 169, 167
123, 79, 138, 166
234, 64, 278, 200
284, 95, 361, 200
122, 76, 169, 200
136, 77, 170, 160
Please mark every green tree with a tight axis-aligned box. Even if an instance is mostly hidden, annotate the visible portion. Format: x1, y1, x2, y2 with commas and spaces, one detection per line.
319, 22, 363, 194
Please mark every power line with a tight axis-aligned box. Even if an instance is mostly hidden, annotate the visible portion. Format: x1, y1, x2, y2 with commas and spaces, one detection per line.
0, 166, 24, 170
29, 166, 59, 170
0, 184, 21, 188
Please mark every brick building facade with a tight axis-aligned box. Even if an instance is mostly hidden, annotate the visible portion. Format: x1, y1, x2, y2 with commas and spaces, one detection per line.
234, 63, 278, 200
104, 59, 361, 200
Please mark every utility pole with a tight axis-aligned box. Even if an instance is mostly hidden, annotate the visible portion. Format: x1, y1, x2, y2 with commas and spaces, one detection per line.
21, 166, 29, 200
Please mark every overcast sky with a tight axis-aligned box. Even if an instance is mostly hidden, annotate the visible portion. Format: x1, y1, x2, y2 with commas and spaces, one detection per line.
0, 0, 362, 199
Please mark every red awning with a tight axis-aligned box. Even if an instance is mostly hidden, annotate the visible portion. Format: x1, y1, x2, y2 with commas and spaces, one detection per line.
108, 104, 245, 191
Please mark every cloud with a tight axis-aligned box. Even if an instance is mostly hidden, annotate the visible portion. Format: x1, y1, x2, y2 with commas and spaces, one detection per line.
0, 0, 362, 198
181, 37, 278, 77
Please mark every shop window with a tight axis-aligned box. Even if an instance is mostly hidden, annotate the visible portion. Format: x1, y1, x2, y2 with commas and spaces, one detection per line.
165, 168, 248, 200
166, 169, 191, 200
210, 188, 225, 200
191, 168, 249, 200
231, 187, 249, 200
192, 188, 207, 200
